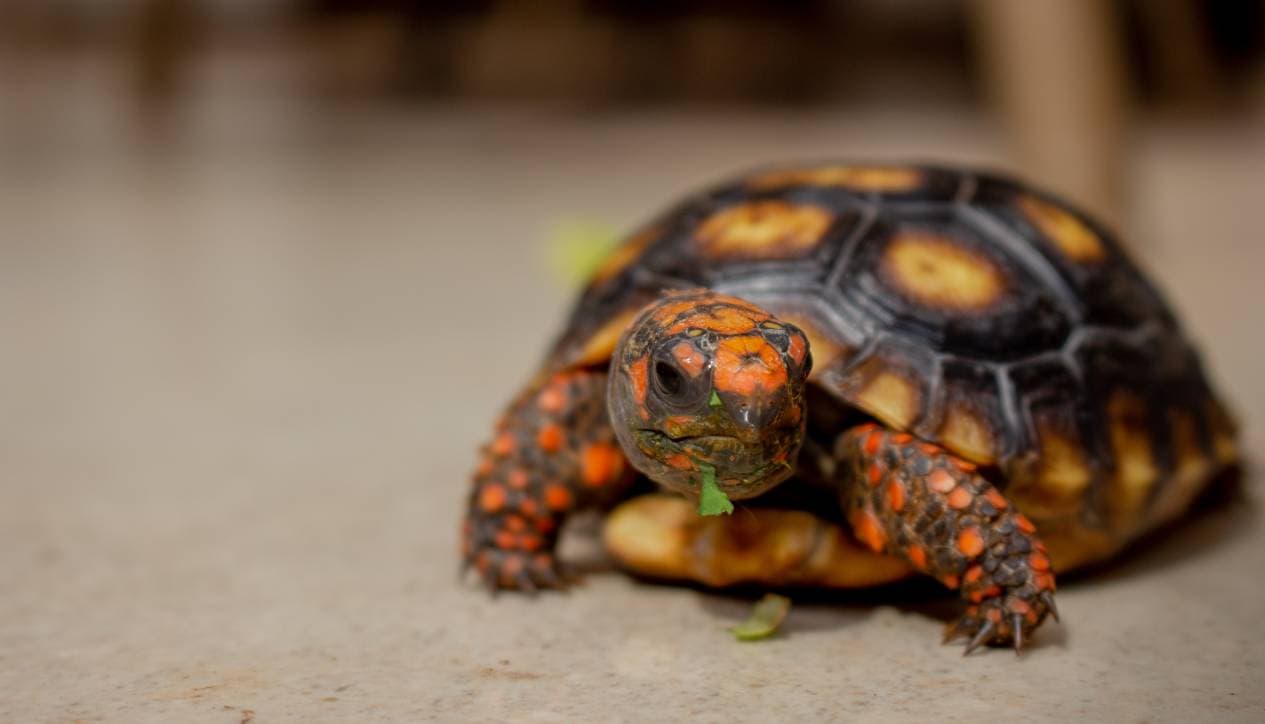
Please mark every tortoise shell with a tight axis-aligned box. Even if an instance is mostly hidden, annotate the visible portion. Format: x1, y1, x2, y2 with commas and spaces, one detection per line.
547, 163, 1237, 568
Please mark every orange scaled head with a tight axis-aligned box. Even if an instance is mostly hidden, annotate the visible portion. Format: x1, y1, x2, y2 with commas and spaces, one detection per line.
607, 290, 812, 501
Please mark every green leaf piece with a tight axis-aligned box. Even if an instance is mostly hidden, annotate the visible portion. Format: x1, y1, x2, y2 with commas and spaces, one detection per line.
709, 390, 723, 408
696, 463, 733, 516
731, 593, 792, 641
545, 218, 622, 289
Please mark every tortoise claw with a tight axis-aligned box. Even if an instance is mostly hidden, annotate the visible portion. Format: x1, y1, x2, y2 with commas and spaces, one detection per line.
964, 620, 996, 656
1012, 613, 1025, 655
1041, 591, 1060, 622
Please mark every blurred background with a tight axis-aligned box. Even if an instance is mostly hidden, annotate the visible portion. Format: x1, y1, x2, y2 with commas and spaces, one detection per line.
5, 0, 1265, 217
3, 2, 1265, 720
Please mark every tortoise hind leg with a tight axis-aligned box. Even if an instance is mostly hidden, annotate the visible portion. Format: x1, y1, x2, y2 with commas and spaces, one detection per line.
836, 423, 1059, 653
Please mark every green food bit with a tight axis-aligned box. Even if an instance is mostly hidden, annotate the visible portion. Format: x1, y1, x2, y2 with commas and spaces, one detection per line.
545, 218, 621, 289
709, 390, 723, 408
696, 463, 733, 516
731, 593, 792, 641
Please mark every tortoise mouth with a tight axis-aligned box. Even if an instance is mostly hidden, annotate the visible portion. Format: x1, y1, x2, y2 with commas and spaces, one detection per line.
638, 429, 747, 455
635, 429, 783, 492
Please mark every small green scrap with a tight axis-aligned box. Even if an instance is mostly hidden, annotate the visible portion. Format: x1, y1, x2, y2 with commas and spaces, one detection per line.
545, 218, 621, 289
696, 463, 733, 516
709, 390, 723, 408
730, 593, 792, 641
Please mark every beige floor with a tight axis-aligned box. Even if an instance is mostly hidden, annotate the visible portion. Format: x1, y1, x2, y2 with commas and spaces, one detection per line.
3, 73, 1265, 721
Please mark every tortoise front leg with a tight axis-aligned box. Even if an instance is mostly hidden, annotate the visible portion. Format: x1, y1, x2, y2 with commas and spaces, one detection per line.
463, 370, 635, 591
836, 423, 1059, 653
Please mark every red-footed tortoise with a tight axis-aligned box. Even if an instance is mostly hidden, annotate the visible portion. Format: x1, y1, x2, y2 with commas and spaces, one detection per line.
461, 163, 1238, 652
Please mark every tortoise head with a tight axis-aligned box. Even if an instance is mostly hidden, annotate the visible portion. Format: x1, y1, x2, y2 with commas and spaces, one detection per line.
607, 291, 812, 501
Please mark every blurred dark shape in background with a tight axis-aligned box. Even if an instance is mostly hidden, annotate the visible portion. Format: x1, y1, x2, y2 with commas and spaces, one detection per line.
1, 0, 1263, 222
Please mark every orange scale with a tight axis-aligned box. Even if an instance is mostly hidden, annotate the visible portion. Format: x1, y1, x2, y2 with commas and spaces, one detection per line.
927, 469, 957, 494
479, 484, 507, 513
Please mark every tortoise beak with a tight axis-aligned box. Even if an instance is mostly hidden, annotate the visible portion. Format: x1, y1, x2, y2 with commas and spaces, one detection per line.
722, 391, 792, 445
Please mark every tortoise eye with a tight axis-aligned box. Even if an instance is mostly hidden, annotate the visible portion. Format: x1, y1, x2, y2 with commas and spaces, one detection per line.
653, 360, 687, 399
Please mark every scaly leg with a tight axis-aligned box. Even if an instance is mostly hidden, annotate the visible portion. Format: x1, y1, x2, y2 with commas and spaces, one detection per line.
837, 423, 1059, 653
463, 370, 635, 591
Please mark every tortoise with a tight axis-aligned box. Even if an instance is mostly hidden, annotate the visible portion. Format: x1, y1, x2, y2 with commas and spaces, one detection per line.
461, 163, 1238, 652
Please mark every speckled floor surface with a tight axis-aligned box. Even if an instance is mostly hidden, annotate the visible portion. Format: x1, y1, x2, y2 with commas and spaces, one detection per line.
2, 78, 1264, 722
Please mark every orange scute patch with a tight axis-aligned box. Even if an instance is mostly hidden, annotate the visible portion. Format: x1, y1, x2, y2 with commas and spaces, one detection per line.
665, 452, 695, 470
881, 232, 1006, 312
956, 527, 985, 557
748, 165, 924, 193
1029, 552, 1051, 571
907, 544, 927, 569
681, 306, 761, 335
863, 430, 882, 456
479, 484, 507, 513
713, 335, 788, 396
694, 200, 834, 260
536, 424, 563, 453
867, 464, 883, 487
494, 531, 516, 550
886, 480, 905, 511
1017, 194, 1105, 263
927, 468, 957, 494
537, 384, 567, 413
491, 433, 515, 457
947, 486, 974, 510
850, 509, 888, 553
964, 565, 983, 584
985, 488, 1008, 510
628, 356, 649, 405
518, 498, 538, 516
581, 443, 624, 488
671, 341, 707, 378
544, 484, 572, 511
507, 469, 529, 490
1015, 514, 1037, 534
787, 330, 808, 367
651, 298, 706, 325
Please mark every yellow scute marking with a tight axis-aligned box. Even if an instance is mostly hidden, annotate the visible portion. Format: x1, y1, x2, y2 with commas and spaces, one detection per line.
938, 407, 996, 464
694, 201, 833, 260
1008, 420, 1093, 519
1106, 393, 1159, 524
773, 312, 847, 375
881, 232, 1005, 312
572, 308, 640, 367
855, 370, 919, 429
1017, 194, 1105, 263
1206, 400, 1239, 465
590, 225, 657, 286
1149, 410, 1213, 526
749, 166, 924, 193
